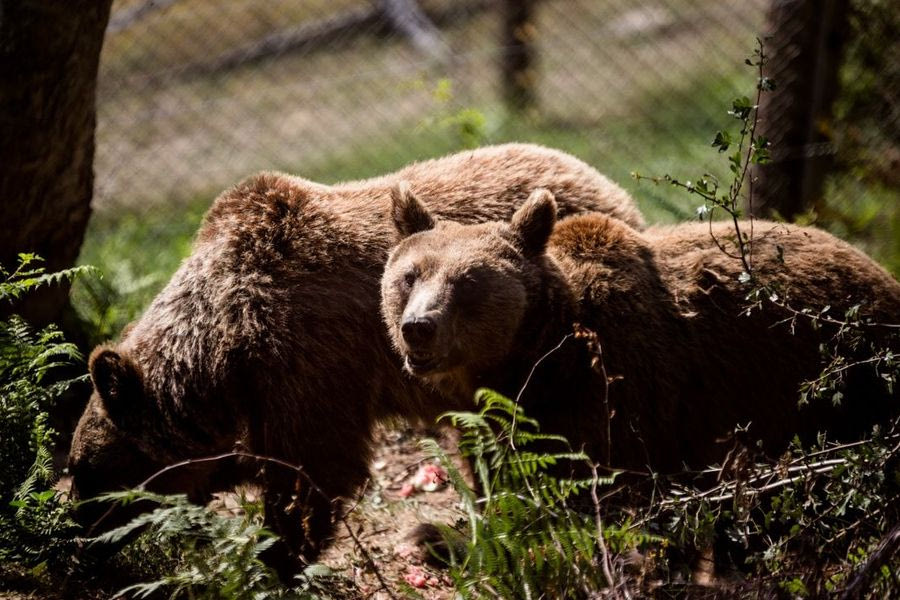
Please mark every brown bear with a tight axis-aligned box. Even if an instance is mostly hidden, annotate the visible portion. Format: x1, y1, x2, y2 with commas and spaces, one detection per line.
67, 144, 644, 578
381, 188, 900, 474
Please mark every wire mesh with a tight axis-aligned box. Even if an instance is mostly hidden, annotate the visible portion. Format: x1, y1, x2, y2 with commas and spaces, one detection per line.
92, 0, 897, 232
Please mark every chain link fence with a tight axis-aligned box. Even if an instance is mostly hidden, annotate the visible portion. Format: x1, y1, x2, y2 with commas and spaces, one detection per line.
90, 0, 897, 269
94, 0, 770, 216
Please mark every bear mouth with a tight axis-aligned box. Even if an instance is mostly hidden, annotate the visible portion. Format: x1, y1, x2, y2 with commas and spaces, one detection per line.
404, 353, 443, 375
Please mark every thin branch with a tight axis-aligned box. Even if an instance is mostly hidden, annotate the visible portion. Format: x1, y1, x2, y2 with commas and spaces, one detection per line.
510, 333, 573, 449
841, 524, 900, 600
341, 514, 397, 600
803, 355, 893, 387
767, 294, 900, 329
590, 464, 629, 599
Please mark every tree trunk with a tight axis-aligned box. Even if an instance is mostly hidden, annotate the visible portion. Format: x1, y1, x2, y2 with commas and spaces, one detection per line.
501, 0, 538, 112
749, 0, 849, 220
0, 0, 113, 327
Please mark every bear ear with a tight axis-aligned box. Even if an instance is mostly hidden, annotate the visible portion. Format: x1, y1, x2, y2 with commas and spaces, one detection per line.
391, 181, 435, 238
510, 188, 558, 256
89, 346, 143, 423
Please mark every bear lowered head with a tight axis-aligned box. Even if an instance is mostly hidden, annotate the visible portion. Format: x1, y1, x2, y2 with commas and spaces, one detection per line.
68, 344, 223, 531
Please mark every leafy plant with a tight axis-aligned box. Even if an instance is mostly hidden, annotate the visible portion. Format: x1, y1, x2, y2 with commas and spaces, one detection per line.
91, 490, 355, 600
650, 420, 900, 597
627, 40, 900, 597
418, 78, 490, 149
0, 254, 93, 568
0, 252, 98, 304
93, 491, 281, 599
633, 38, 773, 282
426, 389, 659, 599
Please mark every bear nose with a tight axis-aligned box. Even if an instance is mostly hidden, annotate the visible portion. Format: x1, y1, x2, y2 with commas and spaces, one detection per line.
401, 316, 436, 347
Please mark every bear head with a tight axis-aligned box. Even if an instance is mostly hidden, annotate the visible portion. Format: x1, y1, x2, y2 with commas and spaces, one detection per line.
381, 184, 560, 386
68, 344, 219, 532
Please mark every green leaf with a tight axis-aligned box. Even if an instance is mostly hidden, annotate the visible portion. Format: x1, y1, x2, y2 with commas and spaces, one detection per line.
728, 96, 753, 120
712, 130, 732, 152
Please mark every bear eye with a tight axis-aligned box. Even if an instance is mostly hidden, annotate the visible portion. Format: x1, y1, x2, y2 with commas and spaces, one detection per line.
453, 273, 482, 305
402, 270, 417, 290
457, 274, 478, 293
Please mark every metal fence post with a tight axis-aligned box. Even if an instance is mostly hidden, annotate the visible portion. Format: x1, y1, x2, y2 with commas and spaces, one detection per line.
501, 0, 538, 112
750, 0, 850, 220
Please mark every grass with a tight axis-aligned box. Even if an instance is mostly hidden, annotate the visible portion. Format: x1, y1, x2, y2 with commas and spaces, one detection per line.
73, 200, 208, 342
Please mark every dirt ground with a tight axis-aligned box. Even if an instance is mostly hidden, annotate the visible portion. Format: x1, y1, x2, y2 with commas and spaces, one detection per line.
318, 425, 466, 599
0, 426, 466, 600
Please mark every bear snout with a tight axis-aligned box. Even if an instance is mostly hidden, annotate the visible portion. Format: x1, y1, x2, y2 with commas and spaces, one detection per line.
401, 315, 437, 348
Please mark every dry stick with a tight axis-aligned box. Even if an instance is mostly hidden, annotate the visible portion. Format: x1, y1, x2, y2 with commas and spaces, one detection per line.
341, 478, 370, 518
590, 463, 625, 600
664, 434, 900, 523
86, 450, 399, 600
510, 332, 574, 450
593, 335, 614, 468
803, 435, 899, 460
748, 176, 755, 272
695, 433, 884, 475
665, 434, 900, 509
341, 518, 395, 600
663, 459, 846, 508
841, 524, 900, 600
505, 332, 577, 510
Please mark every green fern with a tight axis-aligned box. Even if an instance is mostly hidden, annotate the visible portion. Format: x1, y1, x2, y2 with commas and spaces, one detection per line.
0, 315, 85, 496
91, 492, 348, 600
429, 388, 657, 598
0, 252, 98, 303
0, 255, 91, 566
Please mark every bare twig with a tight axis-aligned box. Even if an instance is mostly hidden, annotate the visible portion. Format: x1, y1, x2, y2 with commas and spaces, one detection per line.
341, 514, 397, 600
510, 332, 574, 449
590, 464, 630, 600
107, 0, 182, 33
656, 431, 900, 513
841, 524, 900, 600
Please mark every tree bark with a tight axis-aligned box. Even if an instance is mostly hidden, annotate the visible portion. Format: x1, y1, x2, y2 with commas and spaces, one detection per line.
0, 0, 113, 327
749, 0, 849, 220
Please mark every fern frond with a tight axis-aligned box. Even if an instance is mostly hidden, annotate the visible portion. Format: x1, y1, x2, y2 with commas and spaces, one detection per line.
431, 388, 652, 597
0, 261, 99, 303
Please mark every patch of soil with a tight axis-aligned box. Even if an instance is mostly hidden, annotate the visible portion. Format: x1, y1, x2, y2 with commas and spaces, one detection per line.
319, 425, 466, 599
1, 426, 465, 599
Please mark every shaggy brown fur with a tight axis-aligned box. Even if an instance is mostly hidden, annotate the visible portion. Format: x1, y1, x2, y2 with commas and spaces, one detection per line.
382, 189, 900, 474
67, 144, 642, 578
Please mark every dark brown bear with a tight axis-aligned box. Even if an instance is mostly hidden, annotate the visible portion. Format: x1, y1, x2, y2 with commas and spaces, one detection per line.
382, 189, 900, 473
68, 144, 643, 578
